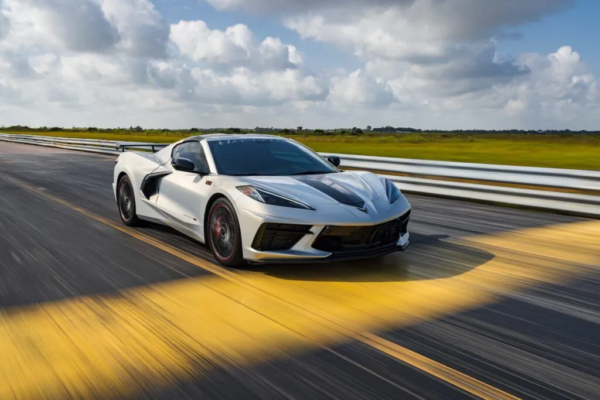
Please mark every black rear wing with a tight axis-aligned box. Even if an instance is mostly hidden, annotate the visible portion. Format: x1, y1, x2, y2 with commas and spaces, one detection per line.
116, 143, 169, 153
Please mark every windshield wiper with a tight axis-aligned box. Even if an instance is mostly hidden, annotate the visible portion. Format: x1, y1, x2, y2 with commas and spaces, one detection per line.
232, 172, 278, 176
232, 171, 334, 176
291, 170, 334, 176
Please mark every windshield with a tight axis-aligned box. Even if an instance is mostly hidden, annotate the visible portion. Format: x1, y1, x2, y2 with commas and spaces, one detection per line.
207, 138, 338, 176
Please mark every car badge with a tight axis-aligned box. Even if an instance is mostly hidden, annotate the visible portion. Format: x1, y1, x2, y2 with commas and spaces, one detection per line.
357, 206, 368, 214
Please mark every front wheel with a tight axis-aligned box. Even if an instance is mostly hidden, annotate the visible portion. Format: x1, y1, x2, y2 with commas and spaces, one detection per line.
117, 175, 140, 226
208, 198, 245, 268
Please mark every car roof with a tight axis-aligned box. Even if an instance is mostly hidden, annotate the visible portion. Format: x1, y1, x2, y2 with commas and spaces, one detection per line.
193, 133, 287, 142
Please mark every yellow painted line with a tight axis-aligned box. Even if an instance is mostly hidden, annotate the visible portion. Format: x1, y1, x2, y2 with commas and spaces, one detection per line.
357, 332, 518, 400
2, 173, 599, 399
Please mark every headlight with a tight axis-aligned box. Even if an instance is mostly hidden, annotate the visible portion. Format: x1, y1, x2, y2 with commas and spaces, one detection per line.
384, 178, 401, 204
237, 186, 315, 210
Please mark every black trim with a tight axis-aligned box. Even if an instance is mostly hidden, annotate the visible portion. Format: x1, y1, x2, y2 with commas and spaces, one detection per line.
171, 138, 205, 158
311, 218, 403, 254
400, 210, 411, 236
248, 242, 409, 265
252, 223, 313, 251
140, 171, 172, 200
117, 144, 169, 153
171, 139, 209, 170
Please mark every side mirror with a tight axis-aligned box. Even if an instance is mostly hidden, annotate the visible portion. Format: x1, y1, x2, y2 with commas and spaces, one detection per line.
327, 155, 341, 167
171, 158, 196, 172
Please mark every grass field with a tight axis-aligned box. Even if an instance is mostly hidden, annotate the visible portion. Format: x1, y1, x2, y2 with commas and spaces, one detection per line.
5, 130, 600, 171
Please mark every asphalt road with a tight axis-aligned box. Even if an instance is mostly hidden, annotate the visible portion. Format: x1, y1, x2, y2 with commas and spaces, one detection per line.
1, 141, 599, 400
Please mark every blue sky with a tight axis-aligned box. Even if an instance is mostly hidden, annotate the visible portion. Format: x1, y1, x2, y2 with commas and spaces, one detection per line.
0, 0, 598, 129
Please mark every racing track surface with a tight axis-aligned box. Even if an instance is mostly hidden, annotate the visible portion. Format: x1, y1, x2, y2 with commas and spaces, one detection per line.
1, 141, 600, 400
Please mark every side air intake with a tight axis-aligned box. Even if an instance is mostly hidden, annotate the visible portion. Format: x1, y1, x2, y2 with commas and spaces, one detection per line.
252, 224, 313, 251
140, 171, 172, 200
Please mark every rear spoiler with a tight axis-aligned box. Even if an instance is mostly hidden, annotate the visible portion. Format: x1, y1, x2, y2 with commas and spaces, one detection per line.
116, 143, 169, 153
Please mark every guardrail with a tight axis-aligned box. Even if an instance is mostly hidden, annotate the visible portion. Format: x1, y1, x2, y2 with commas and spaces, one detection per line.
1, 133, 599, 217
0, 134, 162, 154
320, 153, 600, 192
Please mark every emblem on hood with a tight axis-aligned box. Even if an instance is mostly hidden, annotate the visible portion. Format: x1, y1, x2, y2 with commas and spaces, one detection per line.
357, 206, 368, 214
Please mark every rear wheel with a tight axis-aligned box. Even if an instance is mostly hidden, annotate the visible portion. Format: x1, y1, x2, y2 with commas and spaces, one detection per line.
208, 198, 245, 267
117, 175, 140, 226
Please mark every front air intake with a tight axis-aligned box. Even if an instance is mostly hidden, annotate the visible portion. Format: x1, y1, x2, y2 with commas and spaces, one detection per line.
312, 216, 407, 254
252, 223, 313, 251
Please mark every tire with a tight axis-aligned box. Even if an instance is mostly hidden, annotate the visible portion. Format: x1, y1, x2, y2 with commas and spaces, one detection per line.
117, 175, 141, 226
207, 198, 245, 268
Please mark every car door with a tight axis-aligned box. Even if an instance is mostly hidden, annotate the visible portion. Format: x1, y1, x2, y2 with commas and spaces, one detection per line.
155, 140, 212, 241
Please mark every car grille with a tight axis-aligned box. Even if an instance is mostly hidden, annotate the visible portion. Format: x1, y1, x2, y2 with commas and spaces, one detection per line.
252, 223, 313, 252
312, 211, 410, 254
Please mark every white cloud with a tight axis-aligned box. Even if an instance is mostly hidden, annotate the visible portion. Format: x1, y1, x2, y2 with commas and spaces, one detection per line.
0, 10, 9, 40
219, 0, 575, 103
505, 47, 598, 115
280, 1, 573, 68
329, 69, 394, 107
206, 0, 572, 41
1, 0, 168, 58
170, 21, 252, 65
170, 20, 300, 70
273, 0, 597, 128
0, 0, 597, 130
99, 0, 169, 58
379, 46, 599, 129
0, 0, 328, 127
2, 0, 119, 52
189, 67, 328, 105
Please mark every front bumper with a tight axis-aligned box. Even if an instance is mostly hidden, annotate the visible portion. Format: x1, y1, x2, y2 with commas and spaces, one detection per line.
247, 235, 409, 265
239, 207, 411, 264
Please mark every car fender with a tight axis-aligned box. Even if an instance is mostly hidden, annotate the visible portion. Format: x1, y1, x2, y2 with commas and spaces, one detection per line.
114, 152, 165, 218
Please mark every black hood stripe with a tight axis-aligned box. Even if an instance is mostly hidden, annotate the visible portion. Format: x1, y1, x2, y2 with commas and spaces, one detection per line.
294, 175, 365, 208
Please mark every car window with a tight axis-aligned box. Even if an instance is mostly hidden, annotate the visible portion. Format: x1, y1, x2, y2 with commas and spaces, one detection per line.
207, 139, 338, 176
172, 141, 209, 173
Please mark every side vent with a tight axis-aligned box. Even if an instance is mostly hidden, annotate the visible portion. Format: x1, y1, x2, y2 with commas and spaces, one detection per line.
141, 171, 172, 200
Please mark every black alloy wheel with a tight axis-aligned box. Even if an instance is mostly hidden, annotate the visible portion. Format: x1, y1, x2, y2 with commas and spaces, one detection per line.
118, 175, 140, 226
208, 198, 244, 267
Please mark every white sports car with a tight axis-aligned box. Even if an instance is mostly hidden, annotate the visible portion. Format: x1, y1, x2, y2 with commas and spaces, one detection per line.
113, 134, 411, 267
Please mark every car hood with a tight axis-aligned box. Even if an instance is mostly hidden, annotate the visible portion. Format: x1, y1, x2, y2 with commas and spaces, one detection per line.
240, 172, 382, 207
